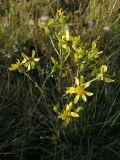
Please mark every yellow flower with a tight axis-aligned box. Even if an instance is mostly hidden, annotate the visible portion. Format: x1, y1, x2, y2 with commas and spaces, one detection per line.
66, 76, 93, 103
58, 102, 79, 124
97, 65, 114, 83
91, 41, 103, 59
100, 65, 107, 74
21, 50, 40, 71
97, 65, 107, 80
58, 9, 64, 17
9, 59, 23, 73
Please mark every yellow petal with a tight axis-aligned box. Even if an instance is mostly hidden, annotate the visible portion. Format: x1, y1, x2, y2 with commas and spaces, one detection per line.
21, 52, 28, 59
8, 67, 14, 71
58, 114, 63, 119
65, 117, 70, 124
74, 95, 80, 104
66, 29, 70, 41
66, 87, 75, 94
32, 50, 35, 58
85, 91, 93, 96
80, 75, 84, 84
100, 65, 107, 73
25, 62, 30, 67
66, 102, 72, 111
98, 51, 103, 54
31, 61, 35, 69
34, 58, 40, 62
70, 112, 79, 117
84, 82, 90, 88
75, 77, 79, 86
82, 94, 87, 102
21, 59, 27, 64
27, 64, 31, 71
62, 44, 68, 49
92, 41, 96, 50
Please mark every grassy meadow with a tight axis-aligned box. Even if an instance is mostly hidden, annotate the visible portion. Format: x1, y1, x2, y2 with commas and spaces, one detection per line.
0, 0, 120, 159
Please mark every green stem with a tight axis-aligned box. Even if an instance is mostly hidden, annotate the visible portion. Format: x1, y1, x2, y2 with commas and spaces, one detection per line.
24, 72, 44, 96
83, 77, 98, 86
49, 35, 60, 56
58, 27, 64, 93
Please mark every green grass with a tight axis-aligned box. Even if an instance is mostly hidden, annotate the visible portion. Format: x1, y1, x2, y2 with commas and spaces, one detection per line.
0, 0, 120, 160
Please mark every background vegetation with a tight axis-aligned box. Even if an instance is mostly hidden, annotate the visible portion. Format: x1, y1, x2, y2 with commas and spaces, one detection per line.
0, 0, 120, 159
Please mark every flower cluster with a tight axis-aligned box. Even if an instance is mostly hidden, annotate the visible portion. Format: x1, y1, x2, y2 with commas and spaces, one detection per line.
66, 76, 93, 104
9, 50, 40, 72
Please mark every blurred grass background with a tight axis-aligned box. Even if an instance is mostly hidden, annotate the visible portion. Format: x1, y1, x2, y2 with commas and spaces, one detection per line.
0, 0, 120, 159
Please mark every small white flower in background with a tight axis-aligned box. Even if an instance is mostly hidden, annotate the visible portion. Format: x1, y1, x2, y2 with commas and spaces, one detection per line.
3, 54, 11, 59
28, 19, 35, 27
3, 21, 10, 29
6, 54, 12, 59
87, 21, 94, 31
13, 44, 18, 53
23, 46, 28, 52
103, 26, 110, 32
40, 16, 50, 26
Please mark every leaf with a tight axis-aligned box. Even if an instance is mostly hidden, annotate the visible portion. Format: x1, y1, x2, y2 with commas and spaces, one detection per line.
76, 107, 83, 113
92, 41, 96, 50
104, 77, 115, 83
80, 64, 84, 72
18, 67, 24, 73
45, 26, 50, 35
51, 56, 56, 64
59, 17, 65, 26
38, 19, 44, 29
47, 18, 54, 27
53, 105, 59, 113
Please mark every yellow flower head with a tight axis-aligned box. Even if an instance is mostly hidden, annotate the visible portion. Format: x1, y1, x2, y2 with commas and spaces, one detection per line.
58, 9, 64, 17
66, 76, 93, 103
100, 65, 107, 74
9, 59, 21, 71
97, 65, 114, 83
91, 41, 103, 58
21, 50, 40, 71
57, 102, 79, 124
9, 59, 23, 73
